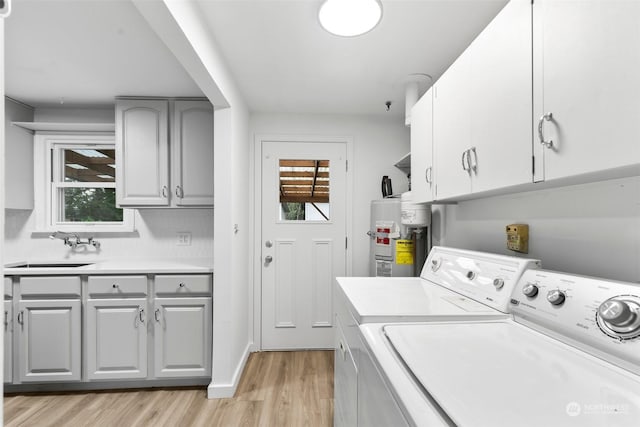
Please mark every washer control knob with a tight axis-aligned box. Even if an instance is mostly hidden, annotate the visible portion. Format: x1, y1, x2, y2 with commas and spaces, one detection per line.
493, 278, 505, 289
547, 289, 566, 306
599, 300, 634, 327
596, 296, 640, 339
522, 283, 539, 298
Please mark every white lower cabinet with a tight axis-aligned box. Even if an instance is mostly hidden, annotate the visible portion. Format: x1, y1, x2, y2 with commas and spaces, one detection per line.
17, 299, 82, 383
4, 300, 13, 383
154, 297, 212, 378
4, 273, 212, 389
334, 318, 358, 427
4, 277, 12, 384
86, 298, 148, 380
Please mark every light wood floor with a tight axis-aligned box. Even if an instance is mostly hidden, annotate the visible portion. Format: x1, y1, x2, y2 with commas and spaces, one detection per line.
4, 350, 334, 427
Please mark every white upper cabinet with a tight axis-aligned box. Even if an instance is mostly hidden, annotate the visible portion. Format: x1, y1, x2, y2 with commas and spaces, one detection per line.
410, 88, 435, 203
434, 0, 532, 200
469, 0, 533, 194
116, 98, 214, 208
532, 0, 640, 182
172, 100, 214, 206
433, 48, 472, 200
116, 99, 170, 206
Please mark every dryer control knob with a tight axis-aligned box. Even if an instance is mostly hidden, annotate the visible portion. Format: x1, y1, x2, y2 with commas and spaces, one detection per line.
522, 283, 538, 298
547, 289, 566, 306
493, 278, 505, 289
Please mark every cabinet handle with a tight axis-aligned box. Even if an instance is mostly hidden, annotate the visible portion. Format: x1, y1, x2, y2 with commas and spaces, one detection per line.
538, 112, 554, 148
154, 309, 160, 322
161, 186, 168, 198
425, 167, 432, 184
139, 308, 145, 323
470, 147, 478, 173
4, 311, 8, 327
461, 150, 469, 172
175, 185, 184, 198
17, 310, 23, 325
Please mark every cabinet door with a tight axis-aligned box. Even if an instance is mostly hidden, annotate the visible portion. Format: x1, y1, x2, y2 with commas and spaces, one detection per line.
533, 0, 640, 181
172, 100, 214, 206
434, 51, 472, 200
17, 299, 81, 382
470, 0, 533, 193
4, 300, 12, 383
410, 88, 435, 203
86, 298, 148, 380
116, 99, 170, 206
154, 297, 211, 378
334, 319, 357, 427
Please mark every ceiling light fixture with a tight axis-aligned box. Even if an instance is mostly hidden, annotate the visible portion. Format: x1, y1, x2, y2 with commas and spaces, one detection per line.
318, 0, 383, 37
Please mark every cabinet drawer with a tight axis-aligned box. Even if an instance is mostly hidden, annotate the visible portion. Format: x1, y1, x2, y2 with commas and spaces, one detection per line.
155, 275, 212, 296
4, 277, 12, 298
88, 276, 147, 297
20, 276, 81, 297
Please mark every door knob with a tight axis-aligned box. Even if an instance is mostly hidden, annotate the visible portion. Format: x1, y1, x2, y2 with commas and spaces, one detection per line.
265, 240, 273, 248
265, 255, 273, 264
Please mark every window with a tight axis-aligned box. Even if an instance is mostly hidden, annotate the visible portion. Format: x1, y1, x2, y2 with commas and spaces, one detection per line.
35, 134, 134, 232
278, 159, 330, 222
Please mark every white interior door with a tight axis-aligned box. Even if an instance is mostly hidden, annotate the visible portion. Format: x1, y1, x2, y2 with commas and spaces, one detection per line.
261, 141, 347, 350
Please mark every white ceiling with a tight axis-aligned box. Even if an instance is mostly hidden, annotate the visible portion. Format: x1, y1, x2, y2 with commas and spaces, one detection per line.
4, 0, 508, 116
4, 0, 204, 108
196, 0, 508, 116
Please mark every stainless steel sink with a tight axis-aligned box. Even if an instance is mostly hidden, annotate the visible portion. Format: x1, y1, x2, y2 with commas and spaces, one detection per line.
8, 263, 93, 268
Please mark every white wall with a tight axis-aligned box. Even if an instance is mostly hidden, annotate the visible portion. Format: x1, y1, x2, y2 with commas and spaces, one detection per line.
1, 18, 5, 419
132, 0, 252, 397
5, 98, 34, 209
4, 208, 213, 262
3, 105, 214, 263
250, 113, 411, 277
432, 176, 640, 283
35, 107, 114, 123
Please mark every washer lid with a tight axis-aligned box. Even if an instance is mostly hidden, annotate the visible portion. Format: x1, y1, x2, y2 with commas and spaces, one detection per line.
384, 321, 640, 427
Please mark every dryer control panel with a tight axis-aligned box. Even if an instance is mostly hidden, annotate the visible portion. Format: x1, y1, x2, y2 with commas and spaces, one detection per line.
511, 269, 640, 375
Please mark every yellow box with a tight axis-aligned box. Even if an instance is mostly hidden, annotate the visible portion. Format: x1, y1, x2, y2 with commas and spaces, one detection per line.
506, 224, 529, 253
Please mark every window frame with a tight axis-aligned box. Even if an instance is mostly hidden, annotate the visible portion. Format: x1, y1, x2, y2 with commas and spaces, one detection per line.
34, 133, 134, 233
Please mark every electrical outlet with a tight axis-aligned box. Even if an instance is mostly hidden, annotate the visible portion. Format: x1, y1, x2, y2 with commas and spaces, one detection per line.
176, 232, 192, 246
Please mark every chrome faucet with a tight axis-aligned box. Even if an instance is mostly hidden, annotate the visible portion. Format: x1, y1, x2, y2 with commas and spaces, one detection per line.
49, 231, 101, 249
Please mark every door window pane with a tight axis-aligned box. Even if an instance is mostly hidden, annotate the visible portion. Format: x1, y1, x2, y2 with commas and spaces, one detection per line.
279, 159, 330, 221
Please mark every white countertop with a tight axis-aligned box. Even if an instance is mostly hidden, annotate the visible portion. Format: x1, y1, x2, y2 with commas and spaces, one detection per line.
4, 258, 213, 275
336, 276, 506, 324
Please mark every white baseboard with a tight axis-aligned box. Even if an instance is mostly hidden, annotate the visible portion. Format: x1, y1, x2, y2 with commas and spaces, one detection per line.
207, 342, 252, 399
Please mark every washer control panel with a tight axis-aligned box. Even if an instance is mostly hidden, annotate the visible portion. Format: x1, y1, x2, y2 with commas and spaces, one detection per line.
511, 269, 640, 373
420, 246, 541, 313
597, 296, 640, 340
